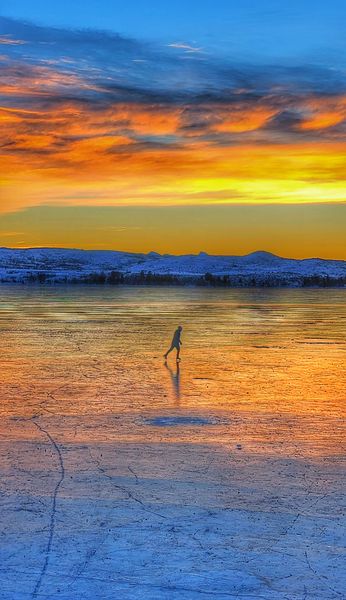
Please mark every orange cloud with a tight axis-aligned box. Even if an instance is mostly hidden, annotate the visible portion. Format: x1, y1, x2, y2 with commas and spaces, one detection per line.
0, 36, 27, 45
0, 107, 23, 123
0, 64, 97, 100
213, 105, 278, 133
299, 96, 346, 130
119, 106, 181, 135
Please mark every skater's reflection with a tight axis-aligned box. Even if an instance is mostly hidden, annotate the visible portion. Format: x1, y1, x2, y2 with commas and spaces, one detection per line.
164, 361, 181, 403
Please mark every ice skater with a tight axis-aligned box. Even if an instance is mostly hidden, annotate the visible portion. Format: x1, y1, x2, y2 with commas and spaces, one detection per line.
164, 326, 183, 361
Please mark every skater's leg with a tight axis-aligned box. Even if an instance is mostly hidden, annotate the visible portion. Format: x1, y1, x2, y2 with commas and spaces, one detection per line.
176, 346, 180, 361
164, 345, 174, 359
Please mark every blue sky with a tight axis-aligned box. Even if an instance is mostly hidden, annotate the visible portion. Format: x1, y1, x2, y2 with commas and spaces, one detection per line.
2, 0, 346, 63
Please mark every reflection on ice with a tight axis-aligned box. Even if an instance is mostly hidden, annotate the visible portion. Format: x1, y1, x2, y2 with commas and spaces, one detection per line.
164, 360, 181, 403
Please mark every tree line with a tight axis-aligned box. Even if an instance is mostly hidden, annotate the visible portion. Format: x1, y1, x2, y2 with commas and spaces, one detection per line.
1, 270, 345, 287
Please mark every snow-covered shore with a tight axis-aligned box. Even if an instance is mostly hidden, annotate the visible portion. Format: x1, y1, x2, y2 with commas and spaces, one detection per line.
0, 247, 345, 286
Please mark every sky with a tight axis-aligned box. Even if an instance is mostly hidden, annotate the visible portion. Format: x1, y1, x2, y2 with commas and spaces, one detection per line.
0, 1, 345, 258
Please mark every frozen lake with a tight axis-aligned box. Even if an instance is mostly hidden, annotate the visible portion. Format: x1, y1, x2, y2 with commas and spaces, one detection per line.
0, 286, 345, 599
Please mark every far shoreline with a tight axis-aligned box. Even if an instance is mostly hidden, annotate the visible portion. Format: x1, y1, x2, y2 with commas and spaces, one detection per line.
0, 279, 345, 289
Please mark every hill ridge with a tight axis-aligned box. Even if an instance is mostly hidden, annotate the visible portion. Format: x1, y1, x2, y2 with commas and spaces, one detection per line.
0, 247, 345, 286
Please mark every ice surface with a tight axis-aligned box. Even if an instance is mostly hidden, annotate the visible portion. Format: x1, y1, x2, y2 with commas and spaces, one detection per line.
0, 286, 345, 599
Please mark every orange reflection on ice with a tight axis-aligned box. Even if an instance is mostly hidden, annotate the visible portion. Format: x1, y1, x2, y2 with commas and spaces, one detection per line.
0, 287, 344, 458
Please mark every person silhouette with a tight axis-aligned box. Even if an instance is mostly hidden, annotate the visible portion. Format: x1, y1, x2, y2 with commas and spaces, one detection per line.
164, 326, 183, 361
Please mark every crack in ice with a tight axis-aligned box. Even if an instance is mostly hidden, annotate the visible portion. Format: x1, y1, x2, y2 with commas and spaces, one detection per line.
89, 450, 167, 520
31, 420, 65, 599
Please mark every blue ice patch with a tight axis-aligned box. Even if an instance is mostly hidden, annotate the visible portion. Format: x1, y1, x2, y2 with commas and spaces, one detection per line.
144, 415, 219, 426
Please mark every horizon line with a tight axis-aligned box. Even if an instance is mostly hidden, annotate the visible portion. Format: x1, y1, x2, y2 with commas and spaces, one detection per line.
1, 246, 345, 263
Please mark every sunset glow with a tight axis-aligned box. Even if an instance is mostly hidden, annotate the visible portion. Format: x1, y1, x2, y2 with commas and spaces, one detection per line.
0, 8, 345, 256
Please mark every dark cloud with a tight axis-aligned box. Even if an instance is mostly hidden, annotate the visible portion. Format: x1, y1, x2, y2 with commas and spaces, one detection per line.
1, 15, 345, 155
0, 16, 143, 52
2, 16, 345, 94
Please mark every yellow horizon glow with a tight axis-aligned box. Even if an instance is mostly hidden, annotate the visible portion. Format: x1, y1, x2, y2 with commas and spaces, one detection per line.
1, 142, 345, 212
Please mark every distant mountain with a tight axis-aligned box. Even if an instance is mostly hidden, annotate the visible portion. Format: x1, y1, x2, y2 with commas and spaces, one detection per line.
241, 251, 283, 263
0, 247, 345, 287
